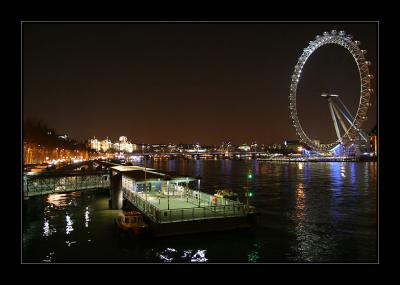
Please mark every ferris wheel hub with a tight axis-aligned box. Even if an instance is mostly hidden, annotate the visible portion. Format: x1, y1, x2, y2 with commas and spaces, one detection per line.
321, 93, 339, 98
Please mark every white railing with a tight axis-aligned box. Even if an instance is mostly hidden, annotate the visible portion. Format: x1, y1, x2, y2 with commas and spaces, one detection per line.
123, 187, 254, 224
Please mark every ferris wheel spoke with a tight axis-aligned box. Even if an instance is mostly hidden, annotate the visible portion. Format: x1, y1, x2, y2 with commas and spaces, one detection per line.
331, 101, 350, 136
336, 97, 356, 123
328, 101, 342, 143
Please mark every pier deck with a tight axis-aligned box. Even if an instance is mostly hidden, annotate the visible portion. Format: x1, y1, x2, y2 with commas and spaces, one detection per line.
111, 165, 257, 236
123, 189, 257, 236
123, 187, 256, 225
136, 193, 215, 210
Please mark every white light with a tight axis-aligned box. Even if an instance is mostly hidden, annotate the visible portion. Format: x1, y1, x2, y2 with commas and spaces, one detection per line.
191, 250, 208, 262
66, 215, 74, 235
84, 208, 90, 228
43, 219, 50, 237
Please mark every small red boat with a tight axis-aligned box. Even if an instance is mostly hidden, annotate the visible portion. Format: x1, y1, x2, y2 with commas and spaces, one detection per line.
116, 211, 148, 236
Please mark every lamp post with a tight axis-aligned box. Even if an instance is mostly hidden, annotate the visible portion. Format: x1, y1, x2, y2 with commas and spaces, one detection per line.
142, 144, 147, 201
164, 176, 171, 210
167, 181, 169, 209
196, 175, 201, 207
186, 176, 189, 202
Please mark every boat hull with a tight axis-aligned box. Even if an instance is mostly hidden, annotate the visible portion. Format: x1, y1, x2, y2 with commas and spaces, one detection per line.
115, 215, 148, 236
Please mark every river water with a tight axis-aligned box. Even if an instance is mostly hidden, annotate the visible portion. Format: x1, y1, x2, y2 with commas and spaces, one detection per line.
22, 159, 377, 263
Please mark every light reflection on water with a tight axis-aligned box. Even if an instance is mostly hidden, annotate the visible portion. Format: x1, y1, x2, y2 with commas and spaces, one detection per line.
248, 243, 262, 262
156, 248, 208, 263
65, 215, 74, 235
85, 207, 90, 228
42, 218, 57, 237
23, 160, 377, 263
190, 250, 208, 262
43, 219, 50, 237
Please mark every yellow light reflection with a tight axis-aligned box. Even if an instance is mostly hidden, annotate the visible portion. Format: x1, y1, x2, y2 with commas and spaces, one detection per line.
47, 194, 68, 207
295, 182, 305, 215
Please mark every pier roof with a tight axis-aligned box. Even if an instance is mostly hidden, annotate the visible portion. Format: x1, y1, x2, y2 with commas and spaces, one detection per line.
122, 170, 165, 181
110, 165, 156, 172
113, 166, 197, 182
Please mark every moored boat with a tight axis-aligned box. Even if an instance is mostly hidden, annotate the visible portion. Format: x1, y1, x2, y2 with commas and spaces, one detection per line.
116, 211, 149, 236
214, 189, 238, 199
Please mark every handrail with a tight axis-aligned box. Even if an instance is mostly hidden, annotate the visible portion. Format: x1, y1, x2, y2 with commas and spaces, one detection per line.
123, 187, 252, 224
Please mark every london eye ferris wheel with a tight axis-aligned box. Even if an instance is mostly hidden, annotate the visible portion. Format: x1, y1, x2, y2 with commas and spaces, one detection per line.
289, 30, 374, 152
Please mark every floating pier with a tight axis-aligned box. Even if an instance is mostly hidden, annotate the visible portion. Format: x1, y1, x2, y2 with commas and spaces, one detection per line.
109, 165, 258, 236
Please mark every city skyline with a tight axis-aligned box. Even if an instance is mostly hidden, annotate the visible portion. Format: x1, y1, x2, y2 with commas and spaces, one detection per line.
23, 22, 377, 145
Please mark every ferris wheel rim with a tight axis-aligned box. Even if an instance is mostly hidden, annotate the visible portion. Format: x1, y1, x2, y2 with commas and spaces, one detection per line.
289, 30, 373, 152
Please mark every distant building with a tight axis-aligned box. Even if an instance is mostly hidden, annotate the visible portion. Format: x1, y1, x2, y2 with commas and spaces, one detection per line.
89, 137, 101, 151
167, 144, 177, 152
284, 140, 302, 152
369, 125, 377, 156
89, 136, 137, 153
270, 143, 282, 150
219, 141, 233, 153
101, 138, 113, 152
113, 136, 136, 153
250, 142, 258, 152
237, 144, 251, 152
186, 143, 207, 153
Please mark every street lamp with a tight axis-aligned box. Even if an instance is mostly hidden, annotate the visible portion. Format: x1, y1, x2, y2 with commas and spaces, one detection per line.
185, 175, 189, 202
196, 175, 202, 207
163, 176, 172, 210
142, 144, 147, 201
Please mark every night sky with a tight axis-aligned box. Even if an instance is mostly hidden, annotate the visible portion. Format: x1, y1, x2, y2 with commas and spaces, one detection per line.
23, 22, 377, 145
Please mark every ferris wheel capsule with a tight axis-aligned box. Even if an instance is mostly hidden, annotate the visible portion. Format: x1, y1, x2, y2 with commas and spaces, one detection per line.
365, 61, 371, 66
331, 30, 337, 35
361, 50, 367, 54
323, 31, 329, 36
368, 74, 374, 79
339, 30, 346, 36
354, 40, 361, 45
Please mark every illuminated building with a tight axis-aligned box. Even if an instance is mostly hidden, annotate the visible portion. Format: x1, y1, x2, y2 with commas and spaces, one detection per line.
250, 142, 258, 151
370, 136, 377, 156
284, 140, 302, 152
219, 141, 233, 153
238, 144, 251, 152
89, 137, 101, 151
369, 126, 377, 156
113, 136, 137, 153
168, 144, 177, 152
101, 138, 113, 152
186, 143, 207, 153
